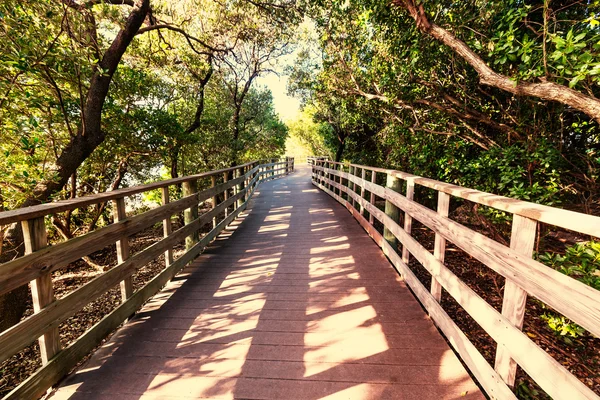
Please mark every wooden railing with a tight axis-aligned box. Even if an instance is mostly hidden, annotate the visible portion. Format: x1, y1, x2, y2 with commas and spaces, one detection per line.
0, 157, 294, 400
308, 157, 600, 400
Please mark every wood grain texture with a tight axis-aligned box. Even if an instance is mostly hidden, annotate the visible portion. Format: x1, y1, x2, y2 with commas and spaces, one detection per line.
161, 187, 173, 268
495, 215, 537, 387
402, 179, 414, 265
431, 191, 449, 302
0, 161, 258, 226
22, 218, 61, 365
113, 198, 133, 302
314, 166, 600, 400
46, 165, 482, 400
0, 194, 198, 296
182, 180, 199, 250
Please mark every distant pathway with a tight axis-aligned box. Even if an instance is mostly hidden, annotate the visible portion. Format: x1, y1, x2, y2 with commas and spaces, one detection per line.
52, 165, 483, 399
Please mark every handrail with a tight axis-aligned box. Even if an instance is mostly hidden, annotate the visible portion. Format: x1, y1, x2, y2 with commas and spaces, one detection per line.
309, 158, 599, 400
306, 158, 600, 237
0, 157, 294, 400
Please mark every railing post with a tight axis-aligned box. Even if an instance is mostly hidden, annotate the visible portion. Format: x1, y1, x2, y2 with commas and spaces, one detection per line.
161, 187, 173, 267
383, 173, 401, 248
402, 178, 415, 264
113, 197, 133, 301
22, 217, 61, 364
351, 166, 357, 209
360, 168, 366, 216
431, 192, 450, 302
237, 167, 244, 208
182, 179, 199, 250
369, 170, 376, 224
223, 172, 229, 218
339, 164, 344, 198
210, 176, 218, 229
347, 165, 353, 204
494, 215, 537, 387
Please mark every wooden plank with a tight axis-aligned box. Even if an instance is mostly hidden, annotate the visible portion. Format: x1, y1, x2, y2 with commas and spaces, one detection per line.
237, 168, 244, 208
431, 191, 449, 302
495, 215, 537, 387
360, 168, 366, 216
0, 191, 244, 365
0, 161, 257, 226
383, 173, 401, 248
113, 198, 133, 301
210, 176, 217, 229
182, 180, 199, 251
223, 172, 229, 218
22, 218, 61, 365
353, 190, 597, 400
383, 187, 600, 340
369, 170, 376, 224
356, 164, 600, 238
0, 192, 209, 296
321, 180, 599, 400
402, 179, 414, 264
161, 187, 173, 268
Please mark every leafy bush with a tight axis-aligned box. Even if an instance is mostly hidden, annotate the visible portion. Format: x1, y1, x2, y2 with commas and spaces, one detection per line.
538, 241, 600, 290
538, 241, 600, 341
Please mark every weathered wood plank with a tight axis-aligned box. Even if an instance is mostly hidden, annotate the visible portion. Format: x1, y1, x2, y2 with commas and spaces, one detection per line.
22, 218, 61, 365
182, 180, 199, 250
383, 187, 600, 339
0, 189, 246, 365
0, 161, 257, 226
0, 193, 200, 296
402, 178, 414, 265
113, 198, 133, 302
431, 191, 449, 302
161, 187, 173, 268
322, 178, 599, 400
495, 215, 537, 387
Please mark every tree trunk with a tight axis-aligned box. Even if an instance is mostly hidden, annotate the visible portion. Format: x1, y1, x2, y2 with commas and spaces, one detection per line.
335, 137, 345, 162
0, 0, 150, 332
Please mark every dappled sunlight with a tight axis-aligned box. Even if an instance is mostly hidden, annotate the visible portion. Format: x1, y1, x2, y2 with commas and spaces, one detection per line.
309, 243, 350, 254
146, 374, 237, 398
304, 317, 389, 364
310, 225, 343, 232
52, 166, 484, 400
267, 205, 293, 213
264, 212, 292, 222
257, 222, 291, 232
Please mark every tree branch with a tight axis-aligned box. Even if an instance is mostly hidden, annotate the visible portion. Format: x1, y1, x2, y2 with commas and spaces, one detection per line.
393, 0, 600, 123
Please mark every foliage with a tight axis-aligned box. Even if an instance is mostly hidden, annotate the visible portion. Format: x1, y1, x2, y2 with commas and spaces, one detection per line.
289, 0, 600, 217
538, 241, 600, 291
0, 0, 295, 220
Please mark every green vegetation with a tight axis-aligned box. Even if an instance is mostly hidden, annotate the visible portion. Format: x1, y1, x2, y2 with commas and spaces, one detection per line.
290, 0, 600, 212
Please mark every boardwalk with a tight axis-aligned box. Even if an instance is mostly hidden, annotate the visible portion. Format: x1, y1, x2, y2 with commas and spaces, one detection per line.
52, 165, 483, 400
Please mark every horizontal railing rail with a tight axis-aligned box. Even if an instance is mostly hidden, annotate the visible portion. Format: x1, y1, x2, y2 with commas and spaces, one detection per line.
0, 157, 294, 400
308, 157, 600, 400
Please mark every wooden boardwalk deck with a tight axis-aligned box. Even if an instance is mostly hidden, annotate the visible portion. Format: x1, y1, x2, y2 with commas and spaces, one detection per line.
51, 165, 483, 400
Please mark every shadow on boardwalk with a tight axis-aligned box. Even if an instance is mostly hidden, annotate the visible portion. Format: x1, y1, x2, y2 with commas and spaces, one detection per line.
51, 165, 483, 400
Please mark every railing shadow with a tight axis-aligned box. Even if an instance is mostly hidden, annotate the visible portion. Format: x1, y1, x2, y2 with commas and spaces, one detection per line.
50, 165, 483, 400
